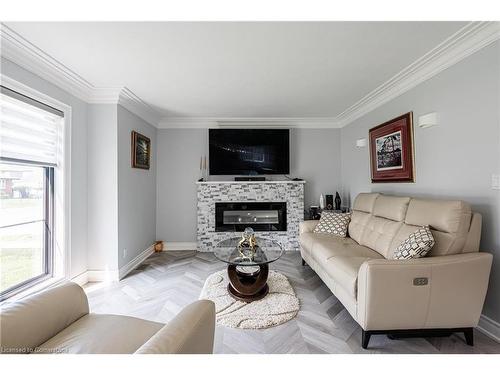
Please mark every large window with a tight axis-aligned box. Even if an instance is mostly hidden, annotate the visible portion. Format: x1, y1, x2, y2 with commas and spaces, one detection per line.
0, 85, 62, 300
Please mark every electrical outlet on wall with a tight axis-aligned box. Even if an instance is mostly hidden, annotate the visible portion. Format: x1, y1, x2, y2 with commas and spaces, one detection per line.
123, 249, 127, 259
492, 174, 500, 190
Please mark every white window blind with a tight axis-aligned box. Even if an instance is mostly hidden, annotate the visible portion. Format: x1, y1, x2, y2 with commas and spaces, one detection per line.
0, 86, 63, 166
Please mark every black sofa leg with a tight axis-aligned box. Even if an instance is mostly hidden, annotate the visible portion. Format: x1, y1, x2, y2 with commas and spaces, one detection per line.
362, 330, 371, 349
464, 328, 474, 346
301, 258, 306, 266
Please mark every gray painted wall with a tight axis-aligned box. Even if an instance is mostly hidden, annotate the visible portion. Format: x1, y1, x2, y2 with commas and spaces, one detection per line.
87, 104, 119, 272
117, 106, 157, 268
1, 58, 89, 279
340, 41, 500, 322
156, 128, 341, 242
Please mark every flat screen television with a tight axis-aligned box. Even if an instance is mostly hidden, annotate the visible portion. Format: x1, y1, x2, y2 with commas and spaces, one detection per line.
209, 129, 290, 175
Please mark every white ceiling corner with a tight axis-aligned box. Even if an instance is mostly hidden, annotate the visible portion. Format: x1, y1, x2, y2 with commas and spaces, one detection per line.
335, 21, 500, 127
0, 23, 162, 127
2, 21, 499, 129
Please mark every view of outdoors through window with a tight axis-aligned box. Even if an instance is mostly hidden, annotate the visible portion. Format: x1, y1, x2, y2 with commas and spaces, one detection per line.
0, 163, 46, 293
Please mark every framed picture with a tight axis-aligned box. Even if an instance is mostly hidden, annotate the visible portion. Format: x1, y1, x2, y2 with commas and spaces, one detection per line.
131, 131, 151, 169
369, 112, 414, 183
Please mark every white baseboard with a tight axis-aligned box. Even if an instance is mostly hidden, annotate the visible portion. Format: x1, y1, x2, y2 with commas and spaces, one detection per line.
118, 244, 155, 280
86, 269, 119, 282
164, 242, 197, 250
477, 314, 500, 343
72, 245, 155, 284
71, 271, 89, 286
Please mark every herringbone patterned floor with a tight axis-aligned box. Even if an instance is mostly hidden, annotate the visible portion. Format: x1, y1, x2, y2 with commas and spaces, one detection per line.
85, 251, 500, 354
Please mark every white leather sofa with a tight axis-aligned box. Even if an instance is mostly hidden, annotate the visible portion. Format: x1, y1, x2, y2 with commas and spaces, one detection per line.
0, 282, 215, 354
300, 193, 493, 349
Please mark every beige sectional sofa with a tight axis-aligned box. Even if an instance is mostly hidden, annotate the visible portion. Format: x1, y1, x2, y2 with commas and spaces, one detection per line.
300, 193, 492, 349
0, 282, 215, 354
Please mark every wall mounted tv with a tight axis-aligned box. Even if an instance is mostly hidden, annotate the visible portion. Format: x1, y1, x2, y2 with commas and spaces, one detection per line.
209, 129, 290, 175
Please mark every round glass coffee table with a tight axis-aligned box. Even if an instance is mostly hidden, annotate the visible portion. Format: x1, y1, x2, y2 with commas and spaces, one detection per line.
214, 237, 284, 302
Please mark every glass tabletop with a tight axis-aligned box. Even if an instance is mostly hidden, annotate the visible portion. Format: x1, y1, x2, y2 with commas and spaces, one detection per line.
214, 237, 284, 266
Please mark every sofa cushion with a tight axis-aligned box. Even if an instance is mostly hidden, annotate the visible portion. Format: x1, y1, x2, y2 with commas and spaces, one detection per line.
311, 235, 381, 264
393, 226, 435, 260
373, 195, 411, 222
352, 193, 379, 213
348, 210, 371, 244
359, 216, 403, 258
313, 212, 351, 237
36, 314, 163, 354
405, 198, 471, 234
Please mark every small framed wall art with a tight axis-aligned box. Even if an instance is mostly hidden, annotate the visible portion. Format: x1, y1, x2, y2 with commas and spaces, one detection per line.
369, 112, 415, 183
131, 130, 151, 169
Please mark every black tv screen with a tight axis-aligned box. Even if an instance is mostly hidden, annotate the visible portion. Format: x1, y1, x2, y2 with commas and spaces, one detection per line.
209, 129, 290, 175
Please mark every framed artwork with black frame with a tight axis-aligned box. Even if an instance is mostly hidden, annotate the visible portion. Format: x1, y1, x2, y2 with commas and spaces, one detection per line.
131, 130, 151, 169
369, 112, 415, 183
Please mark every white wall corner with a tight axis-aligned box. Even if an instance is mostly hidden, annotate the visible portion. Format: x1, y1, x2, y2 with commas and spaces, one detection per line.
335, 21, 500, 128
477, 314, 500, 343
0, 23, 162, 128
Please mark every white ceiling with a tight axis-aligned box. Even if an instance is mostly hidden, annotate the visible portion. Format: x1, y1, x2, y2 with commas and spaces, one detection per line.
5, 22, 467, 118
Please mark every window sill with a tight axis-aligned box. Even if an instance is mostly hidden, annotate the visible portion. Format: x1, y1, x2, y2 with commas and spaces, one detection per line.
0, 276, 65, 304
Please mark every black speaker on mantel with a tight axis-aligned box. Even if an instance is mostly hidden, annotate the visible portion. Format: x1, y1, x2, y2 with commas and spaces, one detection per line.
325, 195, 334, 210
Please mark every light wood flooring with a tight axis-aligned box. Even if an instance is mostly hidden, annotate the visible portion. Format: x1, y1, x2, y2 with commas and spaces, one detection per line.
85, 251, 500, 354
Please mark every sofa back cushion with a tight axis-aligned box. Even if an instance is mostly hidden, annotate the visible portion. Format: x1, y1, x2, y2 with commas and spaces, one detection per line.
348, 193, 379, 243
399, 198, 472, 257
359, 216, 403, 258
373, 195, 411, 222
350, 193, 475, 259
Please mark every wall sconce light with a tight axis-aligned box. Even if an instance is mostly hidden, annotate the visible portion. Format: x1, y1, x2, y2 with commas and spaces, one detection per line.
418, 112, 438, 128
356, 138, 367, 148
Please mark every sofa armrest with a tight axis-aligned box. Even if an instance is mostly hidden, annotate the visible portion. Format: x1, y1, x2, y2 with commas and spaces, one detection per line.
357, 252, 492, 331
299, 220, 319, 234
0, 282, 89, 353
135, 300, 215, 354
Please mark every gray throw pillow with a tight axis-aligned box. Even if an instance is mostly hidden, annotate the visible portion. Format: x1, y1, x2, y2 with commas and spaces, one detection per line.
393, 226, 435, 260
313, 212, 351, 237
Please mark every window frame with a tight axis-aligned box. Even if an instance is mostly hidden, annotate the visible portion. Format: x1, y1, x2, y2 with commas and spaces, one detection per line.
0, 74, 71, 302
0, 161, 55, 301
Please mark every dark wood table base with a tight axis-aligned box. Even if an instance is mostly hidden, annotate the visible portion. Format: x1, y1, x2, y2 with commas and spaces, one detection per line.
227, 263, 269, 302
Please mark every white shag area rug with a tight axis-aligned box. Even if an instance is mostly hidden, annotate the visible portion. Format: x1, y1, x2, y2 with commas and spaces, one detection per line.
199, 270, 300, 329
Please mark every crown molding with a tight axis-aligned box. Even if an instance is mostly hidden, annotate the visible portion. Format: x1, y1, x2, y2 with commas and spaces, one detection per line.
1, 23, 94, 101
335, 21, 500, 127
158, 117, 340, 129
2, 22, 499, 130
0, 23, 162, 127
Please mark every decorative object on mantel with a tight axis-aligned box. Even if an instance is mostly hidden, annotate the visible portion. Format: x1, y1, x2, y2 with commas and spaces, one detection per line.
199, 270, 299, 329
335, 192, 342, 211
325, 194, 334, 210
154, 240, 163, 253
369, 112, 415, 183
131, 131, 151, 169
319, 194, 325, 210
199, 155, 208, 181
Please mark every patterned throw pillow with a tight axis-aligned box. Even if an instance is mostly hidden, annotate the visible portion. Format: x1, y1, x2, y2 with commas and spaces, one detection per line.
313, 212, 351, 237
393, 226, 435, 260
